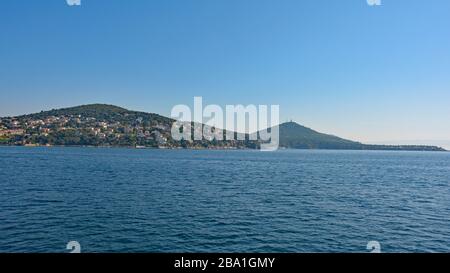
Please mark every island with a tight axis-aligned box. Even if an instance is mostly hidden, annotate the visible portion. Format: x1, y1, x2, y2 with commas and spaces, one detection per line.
0, 104, 446, 151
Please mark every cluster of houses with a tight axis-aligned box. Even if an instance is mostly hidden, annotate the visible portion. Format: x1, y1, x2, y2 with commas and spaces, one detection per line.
0, 114, 171, 146
0, 128, 25, 136
0, 119, 24, 136
0, 111, 253, 149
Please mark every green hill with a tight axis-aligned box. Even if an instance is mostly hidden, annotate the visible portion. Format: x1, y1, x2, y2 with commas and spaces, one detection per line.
277, 122, 446, 151
20, 104, 171, 124
0, 104, 253, 149
279, 122, 364, 149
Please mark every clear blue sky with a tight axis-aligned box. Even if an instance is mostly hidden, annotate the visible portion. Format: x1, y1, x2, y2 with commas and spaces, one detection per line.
1, 0, 450, 147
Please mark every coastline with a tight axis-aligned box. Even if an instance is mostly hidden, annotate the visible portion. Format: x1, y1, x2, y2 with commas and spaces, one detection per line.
0, 144, 447, 152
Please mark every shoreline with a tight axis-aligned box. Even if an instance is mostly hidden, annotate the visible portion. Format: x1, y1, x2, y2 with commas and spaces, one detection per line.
0, 144, 447, 152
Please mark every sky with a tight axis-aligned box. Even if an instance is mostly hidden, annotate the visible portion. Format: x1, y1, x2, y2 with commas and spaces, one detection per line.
1, 0, 449, 148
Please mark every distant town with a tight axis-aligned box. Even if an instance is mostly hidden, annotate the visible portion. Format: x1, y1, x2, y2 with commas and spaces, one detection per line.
0, 112, 169, 147
0, 104, 255, 149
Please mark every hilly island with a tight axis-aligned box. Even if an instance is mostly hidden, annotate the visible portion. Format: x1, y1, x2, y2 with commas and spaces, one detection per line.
0, 104, 445, 151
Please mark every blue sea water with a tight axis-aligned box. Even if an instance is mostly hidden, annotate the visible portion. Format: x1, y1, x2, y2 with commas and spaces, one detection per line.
0, 147, 449, 253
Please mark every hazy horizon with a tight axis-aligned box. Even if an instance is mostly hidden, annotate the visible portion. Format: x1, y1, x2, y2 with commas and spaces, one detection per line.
1, 0, 449, 149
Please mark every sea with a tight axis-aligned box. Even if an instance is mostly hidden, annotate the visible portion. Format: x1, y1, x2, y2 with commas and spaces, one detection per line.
0, 147, 449, 253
